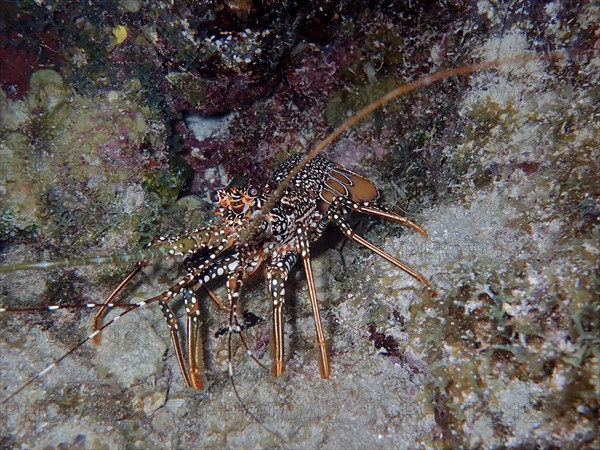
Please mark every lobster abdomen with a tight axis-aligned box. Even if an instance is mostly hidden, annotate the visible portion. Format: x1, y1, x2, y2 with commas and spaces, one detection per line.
267, 154, 379, 215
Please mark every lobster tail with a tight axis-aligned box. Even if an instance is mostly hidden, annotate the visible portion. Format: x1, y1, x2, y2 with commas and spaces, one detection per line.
318, 165, 380, 211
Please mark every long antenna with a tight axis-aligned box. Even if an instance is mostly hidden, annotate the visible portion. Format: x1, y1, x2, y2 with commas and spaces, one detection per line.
0, 247, 170, 273
238, 53, 558, 245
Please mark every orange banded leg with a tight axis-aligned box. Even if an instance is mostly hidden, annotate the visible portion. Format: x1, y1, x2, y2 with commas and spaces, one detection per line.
159, 300, 193, 388
157, 288, 212, 389
328, 203, 431, 288
334, 197, 427, 237
296, 226, 330, 379
155, 271, 203, 389
266, 252, 298, 377
189, 256, 267, 378
226, 276, 243, 379
182, 288, 205, 390
155, 254, 228, 389
180, 255, 246, 389
92, 263, 144, 344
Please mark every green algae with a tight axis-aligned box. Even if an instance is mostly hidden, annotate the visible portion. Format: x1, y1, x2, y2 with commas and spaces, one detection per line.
142, 165, 188, 202
326, 78, 404, 129
399, 49, 598, 447
26, 69, 69, 112
165, 72, 208, 108
0, 69, 172, 254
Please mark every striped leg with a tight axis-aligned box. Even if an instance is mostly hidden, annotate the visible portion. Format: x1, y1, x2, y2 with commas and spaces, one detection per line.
159, 299, 193, 388
182, 288, 205, 390
226, 276, 243, 379
156, 268, 207, 389
190, 254, 267, 373
328, 199, 430, 286
333, 197, 427, 236
295, 227, 330, 379
156, 254, 229, 389
92, 263, 145, 344
180, 256, 243, 390
266, 251, 298, 377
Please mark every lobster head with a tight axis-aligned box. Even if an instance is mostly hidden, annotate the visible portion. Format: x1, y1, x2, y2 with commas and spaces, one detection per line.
211, 185, 264, 220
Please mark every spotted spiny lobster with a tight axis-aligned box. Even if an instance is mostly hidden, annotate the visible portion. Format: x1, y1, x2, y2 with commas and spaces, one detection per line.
0, 152, 429, 400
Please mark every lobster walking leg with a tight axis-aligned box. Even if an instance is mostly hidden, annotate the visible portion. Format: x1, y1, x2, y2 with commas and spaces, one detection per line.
94, 228, 238, 345
296, 227, 330, 379
93, 263, 144, 344
328, 198, 430, 286
155, 257, 228, 389
339, 198, 427, 237
202, 279, 267, 370
202, 285, 231, 312
182, 288, 205, 390
181, 256, 245, 389
159, 299, 194, 388
266, 252, 298, 377
163, 255, 264, 390
226, 276, 244, 378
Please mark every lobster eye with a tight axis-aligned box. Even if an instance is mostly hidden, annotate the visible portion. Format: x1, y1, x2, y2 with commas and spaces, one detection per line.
209, 190, 220, 203
247, 185, 261, 198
